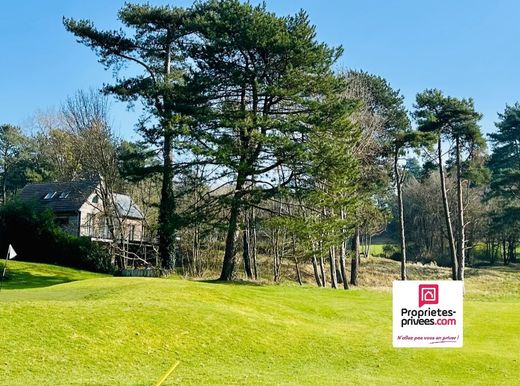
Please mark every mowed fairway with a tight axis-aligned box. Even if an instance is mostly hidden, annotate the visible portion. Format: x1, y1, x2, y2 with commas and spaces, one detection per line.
0, 261, 519, 385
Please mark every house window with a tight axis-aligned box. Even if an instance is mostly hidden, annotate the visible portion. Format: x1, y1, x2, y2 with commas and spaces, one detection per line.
103, 218, 111, 239
58, 191, 70, 199
92, 195, 99, 204
43, 192, 57, 200
128, 225, 136, 241
86, 213, 94, 236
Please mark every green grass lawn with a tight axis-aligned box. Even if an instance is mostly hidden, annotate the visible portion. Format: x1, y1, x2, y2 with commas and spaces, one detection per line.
0, 261, 519, 385
368, 243, 388, 256
0, 260, 107, 290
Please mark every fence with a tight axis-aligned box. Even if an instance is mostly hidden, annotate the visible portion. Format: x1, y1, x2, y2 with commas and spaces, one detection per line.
118, 269, 164, 277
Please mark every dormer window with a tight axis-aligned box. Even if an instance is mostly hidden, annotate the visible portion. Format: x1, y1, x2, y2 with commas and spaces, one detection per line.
43, 192, 57, 200
58, 191, 70, 199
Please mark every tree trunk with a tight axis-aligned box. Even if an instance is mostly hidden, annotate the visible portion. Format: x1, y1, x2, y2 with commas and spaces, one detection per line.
507, 238, 514, 265
192, 225, 200, 276
2, 161, 6, 205
292, 236, 302, 285
350, 227, 360, 286
437, 137, 458, 280
158, 130, 176, 270
339, 210, 349, 290
220, 184, 243, 281
329, 245, 338, 289
363, 228, 369, 258
242, 228, 253, 279
311, 242, 322, 287
502, 238, 508, 265
251, 209, 258, 280
294, 256, 302, 286
273, 228, 281, 283
491, 241, 498, 264
319, 241, 327, 287
339, 240, 349, 290
394, 149, 407, 280
455, 136, 465, 281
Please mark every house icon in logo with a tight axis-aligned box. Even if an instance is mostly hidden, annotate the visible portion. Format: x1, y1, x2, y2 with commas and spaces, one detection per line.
424, 289, 435, 300
418, 284, 439, 307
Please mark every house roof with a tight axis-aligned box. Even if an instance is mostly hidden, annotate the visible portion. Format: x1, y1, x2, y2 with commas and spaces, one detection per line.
113, 193, 144, 220
18, 180, 99, 213
18, 180, 144, 220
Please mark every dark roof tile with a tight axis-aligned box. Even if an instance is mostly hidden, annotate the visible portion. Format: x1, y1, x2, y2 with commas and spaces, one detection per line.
18, 180, 99, 213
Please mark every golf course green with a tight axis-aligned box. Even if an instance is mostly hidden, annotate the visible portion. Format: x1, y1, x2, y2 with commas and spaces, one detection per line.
0, 260, 519, 385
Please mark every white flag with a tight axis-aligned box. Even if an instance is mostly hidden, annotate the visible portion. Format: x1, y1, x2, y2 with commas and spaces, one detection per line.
7, 245, 16, 260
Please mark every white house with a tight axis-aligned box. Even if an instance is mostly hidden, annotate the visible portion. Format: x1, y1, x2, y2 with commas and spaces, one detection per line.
19, 180, 145, 242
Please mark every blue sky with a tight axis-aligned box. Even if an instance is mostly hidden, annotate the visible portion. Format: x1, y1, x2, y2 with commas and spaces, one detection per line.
1, 0, 519, 139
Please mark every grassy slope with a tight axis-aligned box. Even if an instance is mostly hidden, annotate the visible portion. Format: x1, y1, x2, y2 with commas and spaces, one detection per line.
0, 261, 519, 385
0, 261, 107, 290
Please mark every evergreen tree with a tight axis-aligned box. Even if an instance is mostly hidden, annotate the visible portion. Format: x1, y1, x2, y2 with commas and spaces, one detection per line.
64, 4, 196, 269
301, 83, 361, 289
487, 103, 520, 264
0, 124, 29, 203
489, 103, 520, 199
415, 89, 484, 280
343, 71, 418, 280
186, 0, 346, 280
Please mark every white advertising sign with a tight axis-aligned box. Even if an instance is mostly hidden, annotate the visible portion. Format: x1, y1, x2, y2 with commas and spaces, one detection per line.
393, 281, 463, 348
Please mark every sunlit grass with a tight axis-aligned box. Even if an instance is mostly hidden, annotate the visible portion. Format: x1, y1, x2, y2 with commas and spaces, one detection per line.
368, 243, 389, 256
0, 260, 519, 385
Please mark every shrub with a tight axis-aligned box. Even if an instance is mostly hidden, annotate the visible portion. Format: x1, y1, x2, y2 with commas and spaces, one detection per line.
0, 201, 113, 273
382, 244, 401, 261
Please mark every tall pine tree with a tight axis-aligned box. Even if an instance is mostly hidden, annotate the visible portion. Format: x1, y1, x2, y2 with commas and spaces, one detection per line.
64, 4, 196, 269
186, 0, 346, 280
415, 90, 484, 280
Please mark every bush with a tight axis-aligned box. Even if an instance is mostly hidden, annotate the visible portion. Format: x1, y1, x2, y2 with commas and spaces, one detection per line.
0, 201, 113, 273
382, 244, 401, 261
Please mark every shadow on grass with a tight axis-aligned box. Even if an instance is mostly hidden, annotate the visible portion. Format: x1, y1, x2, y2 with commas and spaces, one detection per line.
1, 270, 76, 290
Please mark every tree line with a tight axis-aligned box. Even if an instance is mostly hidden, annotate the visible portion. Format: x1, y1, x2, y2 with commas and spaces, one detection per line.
1, 1, 518, 286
